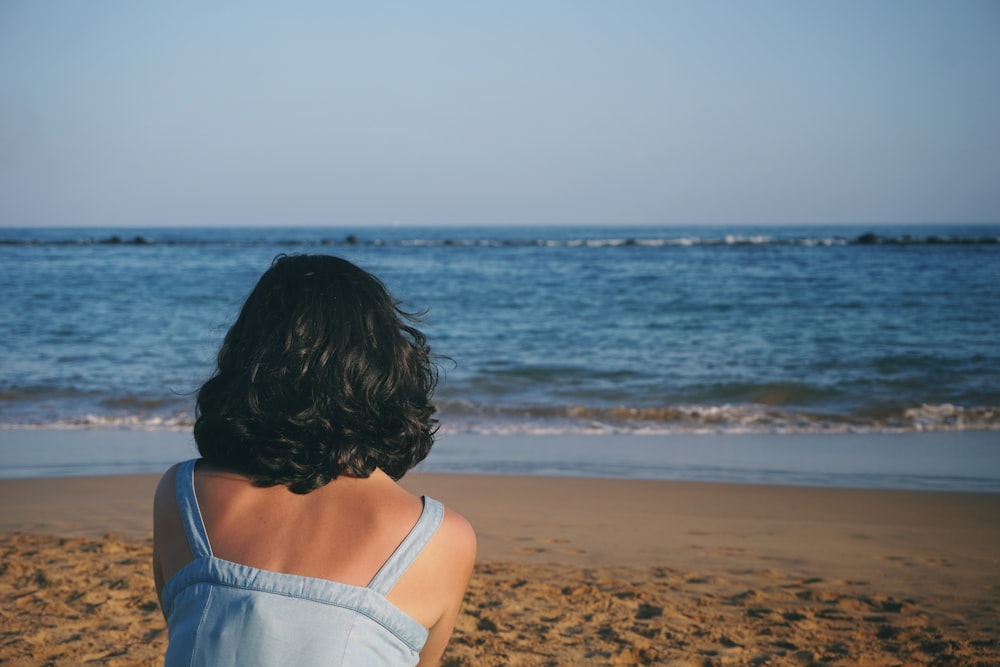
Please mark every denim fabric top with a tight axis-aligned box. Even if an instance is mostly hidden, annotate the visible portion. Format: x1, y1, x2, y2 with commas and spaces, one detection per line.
160, 459, 444, 666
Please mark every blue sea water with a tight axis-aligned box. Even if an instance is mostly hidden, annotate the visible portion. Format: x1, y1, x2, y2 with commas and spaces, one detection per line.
1, 224, 999, 438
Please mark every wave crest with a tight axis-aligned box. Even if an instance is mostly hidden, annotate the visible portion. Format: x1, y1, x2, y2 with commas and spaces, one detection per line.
434, 402, 1000, 435
2, 403, 997, 435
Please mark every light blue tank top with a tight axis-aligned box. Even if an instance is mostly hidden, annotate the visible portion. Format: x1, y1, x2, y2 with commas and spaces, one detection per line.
160, 459, 444, 666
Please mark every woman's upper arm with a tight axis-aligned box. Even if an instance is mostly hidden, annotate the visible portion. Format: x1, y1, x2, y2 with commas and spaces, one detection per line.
152, 463, 183, 607
417, 507, 477, 666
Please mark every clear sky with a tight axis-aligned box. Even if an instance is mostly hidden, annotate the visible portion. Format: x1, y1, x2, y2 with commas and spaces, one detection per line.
1, 1, 998, 227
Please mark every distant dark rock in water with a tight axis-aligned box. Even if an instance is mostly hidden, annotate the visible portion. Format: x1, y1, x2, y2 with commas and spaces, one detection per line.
99, 235, 151, 245
850, 231, 1000, 246
319, 234, 359, 246
3, 228, 996, 248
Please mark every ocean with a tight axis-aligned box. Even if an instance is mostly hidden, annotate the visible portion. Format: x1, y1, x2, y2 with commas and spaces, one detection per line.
1, 224, 999, 489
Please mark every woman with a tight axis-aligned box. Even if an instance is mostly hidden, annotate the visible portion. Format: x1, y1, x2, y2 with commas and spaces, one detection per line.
153, 254, 476, 666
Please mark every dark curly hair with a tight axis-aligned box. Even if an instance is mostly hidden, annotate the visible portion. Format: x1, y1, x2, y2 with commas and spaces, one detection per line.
194, 254, 438, 493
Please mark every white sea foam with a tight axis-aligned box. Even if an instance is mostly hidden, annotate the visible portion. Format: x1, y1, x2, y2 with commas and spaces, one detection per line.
0, 414, 193, 431
1, 403, 997, 435
433, 403, 1000, 436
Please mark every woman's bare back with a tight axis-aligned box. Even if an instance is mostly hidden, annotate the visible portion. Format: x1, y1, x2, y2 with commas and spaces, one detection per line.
153, 461, 476, 665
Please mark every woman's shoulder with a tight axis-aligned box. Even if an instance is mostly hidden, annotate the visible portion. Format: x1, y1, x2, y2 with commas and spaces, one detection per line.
417, 501, 477, 594
154, 461, 182, 505
434, 503, 477, 561
153, 460, 196, 507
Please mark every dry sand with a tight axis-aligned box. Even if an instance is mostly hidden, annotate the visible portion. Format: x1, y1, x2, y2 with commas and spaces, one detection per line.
1, 471, 998, 665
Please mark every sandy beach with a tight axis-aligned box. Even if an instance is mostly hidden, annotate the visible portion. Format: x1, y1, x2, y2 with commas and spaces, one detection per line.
1, 470, 998, 665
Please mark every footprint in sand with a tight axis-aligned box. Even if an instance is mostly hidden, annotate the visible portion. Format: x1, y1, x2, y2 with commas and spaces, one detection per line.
512, 536, 583, 555
921, 556, 953, 567
516, 545, 548, 554
881, 555, 915, 566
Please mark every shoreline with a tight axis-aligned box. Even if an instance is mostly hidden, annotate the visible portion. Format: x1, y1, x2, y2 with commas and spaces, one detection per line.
2, 428, 999, 493
2, 471, 998, 664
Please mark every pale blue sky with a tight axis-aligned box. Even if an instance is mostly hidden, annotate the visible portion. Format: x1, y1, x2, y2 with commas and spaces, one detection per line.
1, 1, 998, 227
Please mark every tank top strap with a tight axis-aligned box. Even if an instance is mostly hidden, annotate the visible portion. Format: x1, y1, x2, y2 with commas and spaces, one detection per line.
174, 458, 213, 558
367, 496, 444, 595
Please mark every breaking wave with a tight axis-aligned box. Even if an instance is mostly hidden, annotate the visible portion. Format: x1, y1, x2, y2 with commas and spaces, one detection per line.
4, 402, 997, 435
433, 401, 1000, 435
